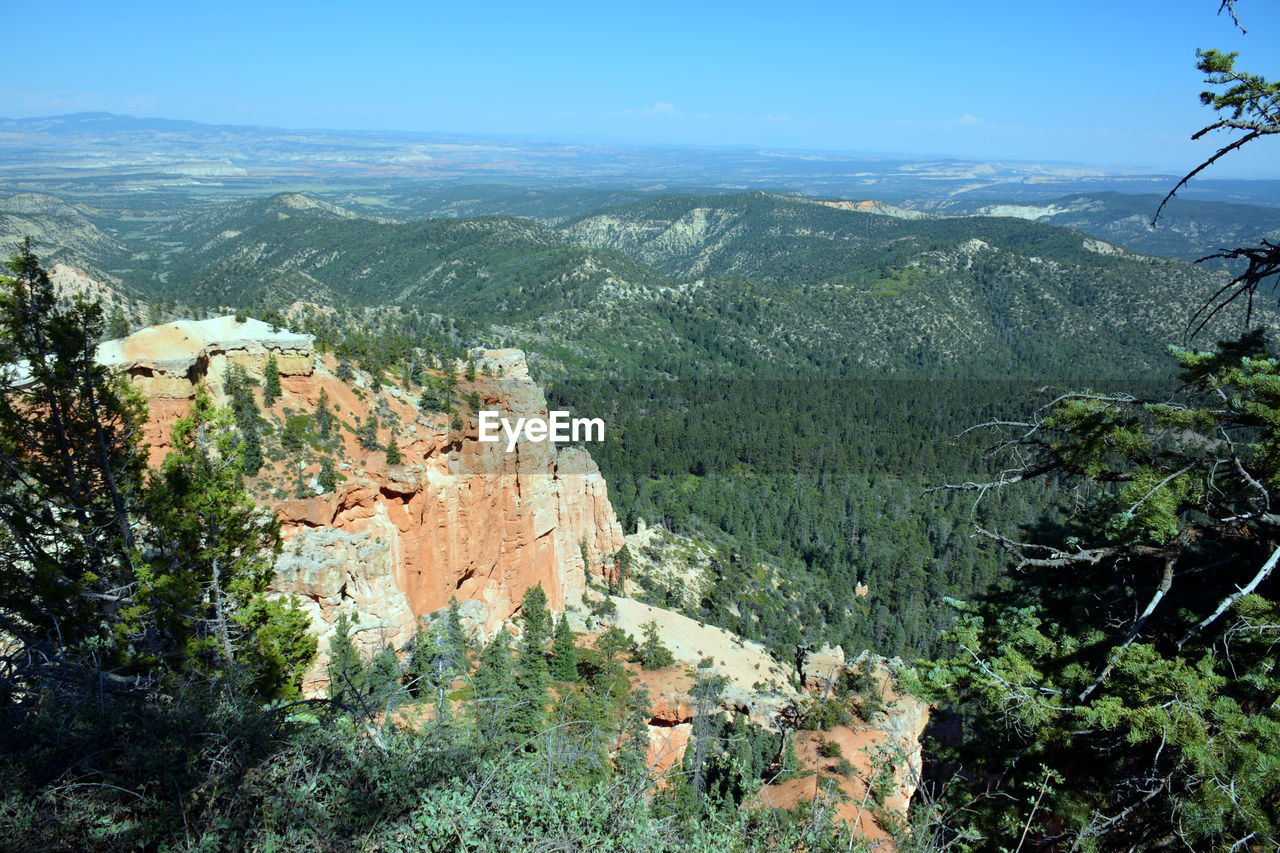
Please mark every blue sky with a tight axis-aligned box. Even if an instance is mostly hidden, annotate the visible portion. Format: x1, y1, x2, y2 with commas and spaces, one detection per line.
5, 0, 1278, 176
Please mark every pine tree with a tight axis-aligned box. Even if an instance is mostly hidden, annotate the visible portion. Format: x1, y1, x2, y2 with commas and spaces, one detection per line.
510, 585, 552, 744
143, 384, 315, 697
688, 663, 727, 799
550, 686, 611, 786
222, 364, 263, 475
315, 387, 334, 440
635, 619, 675, 670
105, 305, 130, 339
922, 333, 1280, 846
405, 624, 442, 698
327, 612, 363, 704
0, 239, 146, 657
518, 583, 552, 652
262, 353, 281, 407
549, 616, 579, 681
470, 627, 514, 743
616, 685, 653, 779
418, 384, 438, 412
612, 545, 633, 595
234, 594, 316, 701
355, 415, 380, 451
0, 244, 313, 694
595, 626, 631, 668
280, 414, 308, 453
442, 597, 471, 672
366, 643, 403, 706
385, 436, 403, 466
318, 457, 339, 493
778, 731, 802, 781
239, 426, 264, 477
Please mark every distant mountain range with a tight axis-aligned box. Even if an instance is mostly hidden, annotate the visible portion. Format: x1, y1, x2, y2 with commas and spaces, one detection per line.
4, 112, 1280, 206
907, 192, 1280, 265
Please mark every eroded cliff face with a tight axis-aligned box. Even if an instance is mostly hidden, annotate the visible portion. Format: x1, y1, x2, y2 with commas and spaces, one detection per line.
106, 317, 624, 687
271, 351, 626, 689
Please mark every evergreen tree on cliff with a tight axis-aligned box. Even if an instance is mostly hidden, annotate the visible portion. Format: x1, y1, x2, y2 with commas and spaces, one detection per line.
327, 612, 364, 705
366, 643, 403, 706
510, 584, 552, 745
470, 627, 515, 745
222, 364, 263, 476
356, 414, 380, 451
442, 597, 471, 671
143, 384, 314, 697
636, 619, 674, 670
385, 436, 403, 466
318, 456, 339, 493
550, 616, 578, 681
0, 239, 146, 666
405, 623, 442, 698
315, 387, 334, 440
262, 353, 281, 407
616, 685, 653, 779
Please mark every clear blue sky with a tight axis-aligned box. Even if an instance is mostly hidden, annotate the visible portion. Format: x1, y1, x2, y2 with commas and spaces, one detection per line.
5, 0, 1278, 176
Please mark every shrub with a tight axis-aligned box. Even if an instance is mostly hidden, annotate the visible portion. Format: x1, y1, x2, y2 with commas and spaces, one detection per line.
803, 696, 852, 731
634, 620, 675, 670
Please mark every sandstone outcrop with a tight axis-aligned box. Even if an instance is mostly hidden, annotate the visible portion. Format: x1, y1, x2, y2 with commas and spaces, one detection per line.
582, 594, 927, 845
97, 315, 314, 398
593, 596, 794, 723
99, 316, 315, 465
103, 317, 624, 685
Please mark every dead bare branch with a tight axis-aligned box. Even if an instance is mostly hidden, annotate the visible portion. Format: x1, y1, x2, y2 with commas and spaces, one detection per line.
1176, 543, 1280, 650
1078, 558, 1176, 703
1154, 130, 1261, 226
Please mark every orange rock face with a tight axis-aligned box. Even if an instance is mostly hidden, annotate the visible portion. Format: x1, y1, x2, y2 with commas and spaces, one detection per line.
277, 353, 624, 686
289, 353, 621, 619
646, 723, 692, 780
109, 319, 624, 688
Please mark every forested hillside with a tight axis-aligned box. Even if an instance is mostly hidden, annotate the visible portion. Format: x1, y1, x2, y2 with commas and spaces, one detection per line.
4, 184, 1272, 668
549, 378, 1076, 656
72, 189, 1265, 381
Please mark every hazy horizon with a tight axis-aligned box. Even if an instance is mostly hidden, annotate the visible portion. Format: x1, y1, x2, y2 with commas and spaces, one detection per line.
5, 0, 1279, 179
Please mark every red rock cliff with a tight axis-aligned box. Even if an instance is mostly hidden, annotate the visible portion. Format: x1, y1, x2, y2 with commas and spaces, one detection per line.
104, 317, 624, 688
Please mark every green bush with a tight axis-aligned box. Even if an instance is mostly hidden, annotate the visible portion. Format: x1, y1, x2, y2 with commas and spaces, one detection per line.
803, 696, 852, 731
817, 738, 842, 759
634, 620, 675, 670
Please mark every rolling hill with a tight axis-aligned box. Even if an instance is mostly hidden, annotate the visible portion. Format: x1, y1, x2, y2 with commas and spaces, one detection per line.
58, 189, 1262, 380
